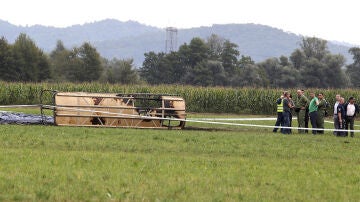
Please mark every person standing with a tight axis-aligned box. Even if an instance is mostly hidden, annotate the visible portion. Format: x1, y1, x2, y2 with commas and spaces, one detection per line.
289, 94, 295, 134
316, 93, 328, 134
333, 94, 341, 135
308, 92, 319, 135
336, 97, 346, 137
295, 90, 309, 133
282, 91, 293, 134
273, 93, 284, 133
301, 89, 310, 133
344, 97, 359, 137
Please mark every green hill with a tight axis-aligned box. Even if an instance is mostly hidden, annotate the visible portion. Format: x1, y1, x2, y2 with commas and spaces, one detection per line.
0, 19, 353, 66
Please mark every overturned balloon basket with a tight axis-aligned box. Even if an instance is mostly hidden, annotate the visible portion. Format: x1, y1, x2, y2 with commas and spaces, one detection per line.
0, 90, 187, 129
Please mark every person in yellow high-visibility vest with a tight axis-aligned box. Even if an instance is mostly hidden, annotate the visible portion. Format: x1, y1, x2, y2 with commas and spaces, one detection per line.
273, 93, 284, 133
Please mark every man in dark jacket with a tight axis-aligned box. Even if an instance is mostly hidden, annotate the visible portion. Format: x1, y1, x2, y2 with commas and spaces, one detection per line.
337, 97, 346, 137
344, 97, 360, 137
282, 91, 294, 134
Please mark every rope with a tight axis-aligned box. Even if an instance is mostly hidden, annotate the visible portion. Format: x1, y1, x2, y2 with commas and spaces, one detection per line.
42, 105, 360, 133
188, 118, 277, 121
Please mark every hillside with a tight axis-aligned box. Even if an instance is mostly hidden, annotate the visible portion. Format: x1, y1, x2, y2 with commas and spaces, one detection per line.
0, 19, 354, 66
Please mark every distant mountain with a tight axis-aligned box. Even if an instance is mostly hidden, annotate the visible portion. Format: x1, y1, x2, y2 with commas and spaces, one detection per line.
0, 19, 354, 66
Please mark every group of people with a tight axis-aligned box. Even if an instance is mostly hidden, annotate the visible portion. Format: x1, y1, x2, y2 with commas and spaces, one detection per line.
273, 90, 359, 137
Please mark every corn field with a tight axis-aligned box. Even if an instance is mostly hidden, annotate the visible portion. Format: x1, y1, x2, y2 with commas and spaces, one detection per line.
0, 82, 359, 115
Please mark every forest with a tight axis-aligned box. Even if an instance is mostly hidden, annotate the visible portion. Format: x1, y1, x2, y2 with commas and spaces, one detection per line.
1, 33, 360, 88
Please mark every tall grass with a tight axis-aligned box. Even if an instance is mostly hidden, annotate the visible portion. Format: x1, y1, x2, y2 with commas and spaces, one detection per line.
0, 82, 358, 114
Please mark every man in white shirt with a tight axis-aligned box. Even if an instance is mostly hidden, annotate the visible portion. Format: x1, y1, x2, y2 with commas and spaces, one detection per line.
333, 94, 341, 135
344, 97, 359, 137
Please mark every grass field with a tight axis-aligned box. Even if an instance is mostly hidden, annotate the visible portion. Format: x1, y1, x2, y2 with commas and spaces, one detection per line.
1, 114, 360, 201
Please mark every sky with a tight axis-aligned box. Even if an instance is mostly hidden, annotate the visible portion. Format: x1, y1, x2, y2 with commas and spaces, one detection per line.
2, 0, 360, 45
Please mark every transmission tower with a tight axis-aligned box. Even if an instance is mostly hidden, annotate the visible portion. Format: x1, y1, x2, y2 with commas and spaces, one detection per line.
165, 27, 178, 53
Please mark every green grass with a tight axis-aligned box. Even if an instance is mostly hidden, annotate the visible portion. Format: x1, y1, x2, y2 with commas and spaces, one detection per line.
186, 114, 350, 133
0, 116, 360, 201
0, 107, 49, 115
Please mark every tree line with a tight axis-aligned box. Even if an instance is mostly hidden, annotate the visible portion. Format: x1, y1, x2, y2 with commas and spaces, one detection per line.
1, 33, 360, 88
0, 34, 140, 84
141, 35, 360, 88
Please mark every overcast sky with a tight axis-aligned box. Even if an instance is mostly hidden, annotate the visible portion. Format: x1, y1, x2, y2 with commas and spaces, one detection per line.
2, 0, 360, 45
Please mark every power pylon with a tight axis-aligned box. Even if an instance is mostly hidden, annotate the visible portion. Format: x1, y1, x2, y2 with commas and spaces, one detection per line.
165, 27, 178, 53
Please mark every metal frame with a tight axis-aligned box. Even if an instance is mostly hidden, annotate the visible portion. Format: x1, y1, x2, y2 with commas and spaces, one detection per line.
39, 90, 186, 129
40, 89, 57, 124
